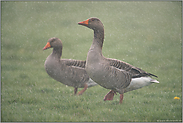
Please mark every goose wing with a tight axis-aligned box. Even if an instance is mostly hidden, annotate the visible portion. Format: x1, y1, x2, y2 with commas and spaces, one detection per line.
107, 58, 158, 78
62, 59, 86, 68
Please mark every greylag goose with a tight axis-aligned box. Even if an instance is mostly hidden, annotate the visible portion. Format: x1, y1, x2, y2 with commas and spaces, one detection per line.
43, 37, 97, 95
78, 18, 159, 104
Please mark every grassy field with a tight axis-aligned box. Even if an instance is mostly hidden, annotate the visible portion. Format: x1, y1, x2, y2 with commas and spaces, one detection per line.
1, 1, 182, 122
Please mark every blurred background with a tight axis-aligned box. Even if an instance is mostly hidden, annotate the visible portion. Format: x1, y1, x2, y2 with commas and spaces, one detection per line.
1, 1, 182, 122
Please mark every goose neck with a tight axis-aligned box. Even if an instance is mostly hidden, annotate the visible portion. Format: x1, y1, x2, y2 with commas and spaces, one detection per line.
93, 29, 104, 49
51, 47, 62, 60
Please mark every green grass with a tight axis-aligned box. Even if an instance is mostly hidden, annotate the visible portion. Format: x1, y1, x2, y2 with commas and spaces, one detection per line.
1, 1, 182, 122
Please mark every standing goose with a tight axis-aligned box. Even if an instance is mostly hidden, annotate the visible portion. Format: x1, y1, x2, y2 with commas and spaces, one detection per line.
43, 37, 97, 95
78, 18, 159, 104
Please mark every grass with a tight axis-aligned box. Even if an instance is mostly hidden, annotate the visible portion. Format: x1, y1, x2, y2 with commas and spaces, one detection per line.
1, 1, 182, 122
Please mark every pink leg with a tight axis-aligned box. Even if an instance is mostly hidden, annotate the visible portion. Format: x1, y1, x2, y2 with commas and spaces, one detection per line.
74, 88, 78, 95
77, 84, 88, 95
119, 94, 124, 104
103, 90, 117, 101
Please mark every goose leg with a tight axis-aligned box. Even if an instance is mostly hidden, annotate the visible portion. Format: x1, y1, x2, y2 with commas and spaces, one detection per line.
103, 90, 117, 101
77, 84, 88, 95
74, 88, 78, 95
119, 94, 124, 104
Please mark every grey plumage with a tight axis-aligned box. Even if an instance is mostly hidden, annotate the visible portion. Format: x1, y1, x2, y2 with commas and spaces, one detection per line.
43, 37, 97, 95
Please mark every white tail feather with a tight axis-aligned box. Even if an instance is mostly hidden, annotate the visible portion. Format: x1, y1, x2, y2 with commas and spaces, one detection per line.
86, 78, 98, 87
124, 77, 159, 93
150, 79, 159, 83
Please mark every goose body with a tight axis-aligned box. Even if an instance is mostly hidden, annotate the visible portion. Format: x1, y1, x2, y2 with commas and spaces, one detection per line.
43, 37, 97, 95
78, 18, 159, 104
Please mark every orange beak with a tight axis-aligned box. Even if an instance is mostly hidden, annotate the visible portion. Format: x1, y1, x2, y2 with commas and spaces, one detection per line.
43, 42, 51, 50
78, 19, 89, 26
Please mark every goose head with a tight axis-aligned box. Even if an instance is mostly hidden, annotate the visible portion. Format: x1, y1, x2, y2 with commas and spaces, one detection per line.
78, 18, 104, 32
43, 37, 63, 50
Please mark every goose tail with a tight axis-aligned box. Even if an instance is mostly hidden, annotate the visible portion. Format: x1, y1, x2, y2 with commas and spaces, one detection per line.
86, 78, 98, 87
150, 79, 159, 83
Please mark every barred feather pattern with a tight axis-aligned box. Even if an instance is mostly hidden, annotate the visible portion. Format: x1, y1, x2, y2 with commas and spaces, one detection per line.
107, 58, 158, 78
64, 59, 86, 68
119, 71, 132, 89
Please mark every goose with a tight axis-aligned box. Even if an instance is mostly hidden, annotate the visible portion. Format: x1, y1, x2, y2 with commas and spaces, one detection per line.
43, 37, 97, 95
78, 18, 159, 104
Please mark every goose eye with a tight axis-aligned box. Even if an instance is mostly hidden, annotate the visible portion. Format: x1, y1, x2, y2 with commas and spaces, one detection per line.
51, 38, 56, 43
91, 18, 95, 21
